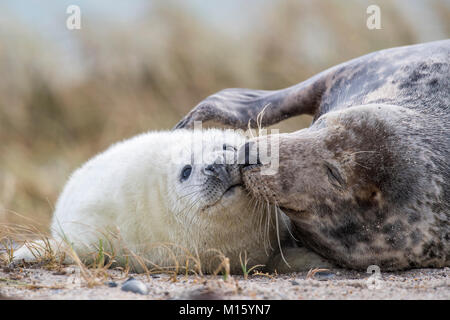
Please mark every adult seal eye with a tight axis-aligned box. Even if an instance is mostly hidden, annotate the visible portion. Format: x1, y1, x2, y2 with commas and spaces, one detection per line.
181, 165, 192, 181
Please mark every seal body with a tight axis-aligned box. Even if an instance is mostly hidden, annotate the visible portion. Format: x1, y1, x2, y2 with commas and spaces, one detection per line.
175, 40, 449, 270
14, 129, 282, 273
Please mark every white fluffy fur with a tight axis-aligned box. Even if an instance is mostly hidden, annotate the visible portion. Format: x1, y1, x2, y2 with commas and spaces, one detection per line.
13, 129, 281, 273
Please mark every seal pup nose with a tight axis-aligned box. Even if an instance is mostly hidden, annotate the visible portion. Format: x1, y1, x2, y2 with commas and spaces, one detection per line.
204, 163, 231, 181
238, 141, 261, 171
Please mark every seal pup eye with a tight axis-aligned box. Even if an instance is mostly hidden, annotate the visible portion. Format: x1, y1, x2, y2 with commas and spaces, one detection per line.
181, 165, 192, 181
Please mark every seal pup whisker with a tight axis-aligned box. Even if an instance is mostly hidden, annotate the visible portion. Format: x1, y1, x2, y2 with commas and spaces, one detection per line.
171, 187, 204, 217
174, 187, 203, 201
175, 195, 202, 223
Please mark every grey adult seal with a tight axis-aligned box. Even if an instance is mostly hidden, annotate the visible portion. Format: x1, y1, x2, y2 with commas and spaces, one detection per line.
175, 40, 449, 270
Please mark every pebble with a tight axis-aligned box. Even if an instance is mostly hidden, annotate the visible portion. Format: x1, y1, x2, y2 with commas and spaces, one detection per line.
121, 277, 148, 295
52, 270, 67, 276
290, 280, 300, 285
174, 287, 222, 300
314, 271, 335, 281
105, 281, 118, 288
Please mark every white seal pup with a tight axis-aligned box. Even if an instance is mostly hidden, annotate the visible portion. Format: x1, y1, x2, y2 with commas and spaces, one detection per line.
11, 128, 330, 273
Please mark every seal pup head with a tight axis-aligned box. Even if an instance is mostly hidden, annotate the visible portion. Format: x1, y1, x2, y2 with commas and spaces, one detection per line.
45, 128, 280, 274
166, 129, 246, 216
129, 128, 278, 272
242, 104, 448, 270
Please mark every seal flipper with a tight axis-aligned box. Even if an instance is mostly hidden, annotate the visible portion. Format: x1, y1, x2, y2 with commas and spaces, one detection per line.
173, 71, 328, 130
11, 239, 74, 266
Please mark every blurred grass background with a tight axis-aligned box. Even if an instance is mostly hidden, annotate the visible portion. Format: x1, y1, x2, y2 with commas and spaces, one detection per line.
0, 0, 449, 233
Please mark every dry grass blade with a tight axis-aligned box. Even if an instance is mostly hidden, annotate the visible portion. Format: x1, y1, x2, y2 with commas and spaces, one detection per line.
251, 271, 274, 279
0, 277, 65, 290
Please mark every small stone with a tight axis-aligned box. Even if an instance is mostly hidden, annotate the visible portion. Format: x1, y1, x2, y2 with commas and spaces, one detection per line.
121, 277, 148, 295
53, 270, 67, 275
290, 280, 300, 285
314, 271, 335, 281
174, 287, 222, 300
105, 281, 118, 288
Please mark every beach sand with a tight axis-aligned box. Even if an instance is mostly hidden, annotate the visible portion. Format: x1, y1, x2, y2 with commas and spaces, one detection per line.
1, 265, 448, 300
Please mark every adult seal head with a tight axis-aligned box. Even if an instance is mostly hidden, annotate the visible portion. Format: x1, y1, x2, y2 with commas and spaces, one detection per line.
175, 40, 450, 270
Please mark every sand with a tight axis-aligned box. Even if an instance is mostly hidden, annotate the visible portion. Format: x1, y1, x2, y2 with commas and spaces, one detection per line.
0, 265, 448, 300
